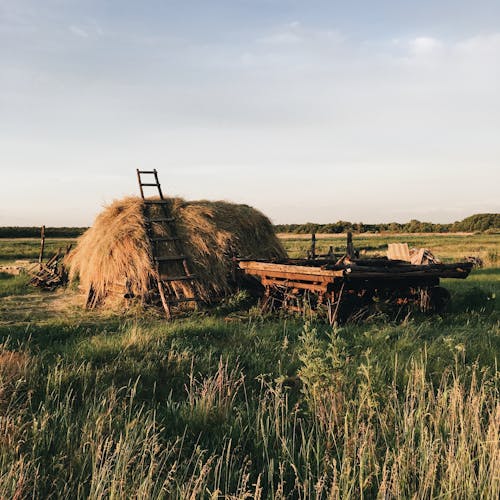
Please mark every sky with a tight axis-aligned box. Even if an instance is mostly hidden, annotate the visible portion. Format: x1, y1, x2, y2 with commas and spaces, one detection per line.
1, 0, 499, 226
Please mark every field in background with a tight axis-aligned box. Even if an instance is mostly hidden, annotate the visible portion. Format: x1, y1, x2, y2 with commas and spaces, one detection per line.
0, 238, 75, 263
0, 235, 498, 497
1, 232, 498, 266
280, 232, 499, 266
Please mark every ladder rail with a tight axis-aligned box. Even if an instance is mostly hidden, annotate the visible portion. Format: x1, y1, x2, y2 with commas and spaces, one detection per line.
153, 169, 164, 199
136, 169, 145, 199
136, 168, 199, 317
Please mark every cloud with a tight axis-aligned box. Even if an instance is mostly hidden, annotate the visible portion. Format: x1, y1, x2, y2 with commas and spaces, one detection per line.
455, 32, 500, 55
409, 36, 443, 55
69, 25, 89, 38
257, 21, 303, 45
68, 20, 103, 39
256, 22, 343, 47
257, 31, 302, 45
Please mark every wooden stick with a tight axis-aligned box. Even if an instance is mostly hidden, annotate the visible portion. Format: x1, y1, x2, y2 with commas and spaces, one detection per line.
331, 281, 345, 325
310, 233, 316, 260
38, 225, 45, 269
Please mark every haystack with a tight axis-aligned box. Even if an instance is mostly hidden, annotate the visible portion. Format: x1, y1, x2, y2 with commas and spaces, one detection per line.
67, 196, 286, 308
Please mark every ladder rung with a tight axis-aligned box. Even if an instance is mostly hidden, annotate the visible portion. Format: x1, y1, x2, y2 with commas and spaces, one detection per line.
143, 200, 168, 204
155, 255, 186, 262
160, 275, 196, 282
147, 217, 175, 223
167, 297, 197, 304
138, 170, 156, 174
151, 237, 179, 242
141, 183, 160, 187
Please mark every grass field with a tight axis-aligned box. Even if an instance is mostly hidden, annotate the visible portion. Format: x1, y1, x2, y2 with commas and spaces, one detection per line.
0, 235, 499, 498
281, 233, 499, 267
0, 238, 74, 263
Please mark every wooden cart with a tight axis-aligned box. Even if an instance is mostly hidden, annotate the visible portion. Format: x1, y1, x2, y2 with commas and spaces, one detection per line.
238, 258, 473, 323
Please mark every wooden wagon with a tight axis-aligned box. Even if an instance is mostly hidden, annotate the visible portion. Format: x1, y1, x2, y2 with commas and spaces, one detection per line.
238, 257, 473, 323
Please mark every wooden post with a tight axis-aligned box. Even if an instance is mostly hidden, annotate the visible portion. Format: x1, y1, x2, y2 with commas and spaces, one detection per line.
346, 231, 354, 259
39, 225, 46, 269
310, 233, 316, 260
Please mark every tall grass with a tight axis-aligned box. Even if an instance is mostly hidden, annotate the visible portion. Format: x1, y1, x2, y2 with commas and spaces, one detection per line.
0, 239, 498, 498
0, 319, 498, 498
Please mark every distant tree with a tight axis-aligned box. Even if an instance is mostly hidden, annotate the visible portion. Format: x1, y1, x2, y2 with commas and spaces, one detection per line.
271, 213, 498, 234
452, 214, 500, 232
0, 226, 87, 238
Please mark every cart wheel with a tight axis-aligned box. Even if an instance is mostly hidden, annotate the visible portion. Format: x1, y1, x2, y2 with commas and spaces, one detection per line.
429, 286, 451, 313
337, 293, 365, 324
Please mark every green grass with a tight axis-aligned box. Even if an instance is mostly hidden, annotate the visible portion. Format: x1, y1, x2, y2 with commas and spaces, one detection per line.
0, 272, 32, 298
281, 232, 499, 266
0, 238, 75, 263
0, 236, 499, 498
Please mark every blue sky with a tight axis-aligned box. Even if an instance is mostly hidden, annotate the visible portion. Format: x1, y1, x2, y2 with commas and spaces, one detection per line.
1, 0, 499, 225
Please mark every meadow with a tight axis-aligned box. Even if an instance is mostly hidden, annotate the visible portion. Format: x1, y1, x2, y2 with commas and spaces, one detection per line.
280, 233, 499, 266
0, 234, 498, 498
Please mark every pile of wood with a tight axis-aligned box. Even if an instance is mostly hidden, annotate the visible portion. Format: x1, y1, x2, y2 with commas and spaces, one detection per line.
409, 247, 441, 265
343, 258, 471, 279
387, 243, 441, 265
464, 256, 483, 268
29, 245, 72, 291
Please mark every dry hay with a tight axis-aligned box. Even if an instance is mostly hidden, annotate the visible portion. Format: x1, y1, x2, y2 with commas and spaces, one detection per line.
66, 196, 286, 307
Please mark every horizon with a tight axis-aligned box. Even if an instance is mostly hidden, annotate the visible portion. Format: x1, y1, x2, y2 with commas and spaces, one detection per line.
0, 211, 497, 229
1, 1, 499, 226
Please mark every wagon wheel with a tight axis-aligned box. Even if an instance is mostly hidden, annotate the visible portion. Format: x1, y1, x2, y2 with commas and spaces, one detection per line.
260, 284, 285, 313
419, 287, 432, 313
327, 282, 370, 325
429, 286, 451, 313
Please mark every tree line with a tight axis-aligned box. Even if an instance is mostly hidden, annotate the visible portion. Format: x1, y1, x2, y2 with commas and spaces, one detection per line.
0, 214, 498, 238
0, 227, 87, 238
274, 213, 500, 234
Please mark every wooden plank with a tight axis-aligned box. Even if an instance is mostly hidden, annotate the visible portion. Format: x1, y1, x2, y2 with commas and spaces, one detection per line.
251, 269, 338, 284
347, 262, 472, 274
161, 275, 196, 281
387, 243, 411, 262
345, 269, 470, 279
261, 278, 329, 293
155, 255, 186, 262
239, 261, 344, 278
410, 248, 426, 265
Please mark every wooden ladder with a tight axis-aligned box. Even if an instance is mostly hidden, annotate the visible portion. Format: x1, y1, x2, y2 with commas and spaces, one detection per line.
136, 169, 198, 318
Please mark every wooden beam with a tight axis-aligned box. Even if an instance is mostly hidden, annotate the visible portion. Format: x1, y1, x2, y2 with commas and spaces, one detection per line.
239, 261, 344, 278
261, 278, 329, 293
